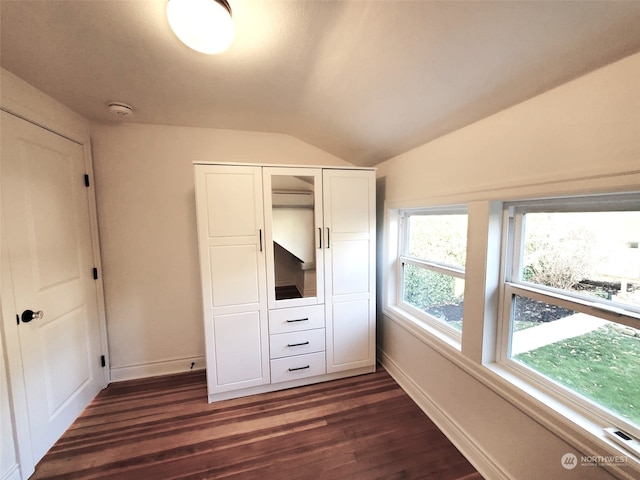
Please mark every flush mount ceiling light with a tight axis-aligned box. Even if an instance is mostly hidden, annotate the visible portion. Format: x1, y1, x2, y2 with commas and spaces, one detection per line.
167, 0, 234, 54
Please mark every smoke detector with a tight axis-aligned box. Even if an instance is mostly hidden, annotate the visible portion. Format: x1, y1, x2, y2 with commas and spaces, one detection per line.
108, 102, 134, 117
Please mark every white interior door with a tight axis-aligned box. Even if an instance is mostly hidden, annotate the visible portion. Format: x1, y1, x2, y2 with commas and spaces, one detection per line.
1, 111, 105, 464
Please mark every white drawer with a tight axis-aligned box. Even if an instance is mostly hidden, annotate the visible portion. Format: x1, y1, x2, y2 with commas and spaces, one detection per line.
268, 305, 325, 334
270, 351, 326, 384
269, 328, 325, 359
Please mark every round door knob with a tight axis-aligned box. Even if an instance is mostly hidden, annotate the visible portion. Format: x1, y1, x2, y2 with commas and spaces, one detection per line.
21, 309, 43, 323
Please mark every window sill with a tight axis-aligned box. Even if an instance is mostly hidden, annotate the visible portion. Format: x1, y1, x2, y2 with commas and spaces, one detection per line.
383, 304, 461, 353
381, 304, 640, 479
485, 362, 640, 477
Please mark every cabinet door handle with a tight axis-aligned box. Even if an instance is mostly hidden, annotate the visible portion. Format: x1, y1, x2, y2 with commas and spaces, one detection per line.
287, 341, 310, 347
326, 227, 330, 249
318, 227, 322, 249
288, 365, 310, 372
259, 229, 263, 252
286, 317, 309, 323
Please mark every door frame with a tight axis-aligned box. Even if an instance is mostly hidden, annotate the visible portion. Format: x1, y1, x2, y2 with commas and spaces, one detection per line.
0, 69, 109, 479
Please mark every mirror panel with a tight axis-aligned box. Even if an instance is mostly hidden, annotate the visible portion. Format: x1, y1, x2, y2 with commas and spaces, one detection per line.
270, 174, 317, 300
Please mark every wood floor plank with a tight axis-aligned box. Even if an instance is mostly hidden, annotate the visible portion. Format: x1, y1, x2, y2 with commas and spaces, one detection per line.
31, 366, 483, 480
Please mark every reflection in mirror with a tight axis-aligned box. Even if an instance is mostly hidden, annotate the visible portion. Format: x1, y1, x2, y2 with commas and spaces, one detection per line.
271, 175, 316, 300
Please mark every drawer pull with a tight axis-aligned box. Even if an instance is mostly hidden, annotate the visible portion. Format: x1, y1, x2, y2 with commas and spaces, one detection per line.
288, 365, 310, 372
287, 341, 310, 347
286, 317, 309, 323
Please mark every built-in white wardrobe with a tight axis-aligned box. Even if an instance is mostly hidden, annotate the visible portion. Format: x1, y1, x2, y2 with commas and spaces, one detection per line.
194, 163, 376, 402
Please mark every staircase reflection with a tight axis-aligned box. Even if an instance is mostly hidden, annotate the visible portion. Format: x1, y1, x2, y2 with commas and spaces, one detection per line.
274, 242, 316, 300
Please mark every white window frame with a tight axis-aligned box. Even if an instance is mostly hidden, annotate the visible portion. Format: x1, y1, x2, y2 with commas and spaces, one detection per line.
395, 205, 468, 342
496, 193, 640, 440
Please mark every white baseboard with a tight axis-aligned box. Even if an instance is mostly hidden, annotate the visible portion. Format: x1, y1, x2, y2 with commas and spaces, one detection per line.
378, 349, 509, 480
110, 355, 206, 383
2, 463, 22, 480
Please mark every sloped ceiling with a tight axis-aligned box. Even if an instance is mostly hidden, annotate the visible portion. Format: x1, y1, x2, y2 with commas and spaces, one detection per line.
2, 0, 640, 166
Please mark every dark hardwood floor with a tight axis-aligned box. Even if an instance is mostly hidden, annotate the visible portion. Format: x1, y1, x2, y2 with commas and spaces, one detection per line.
32, 366, 483, 480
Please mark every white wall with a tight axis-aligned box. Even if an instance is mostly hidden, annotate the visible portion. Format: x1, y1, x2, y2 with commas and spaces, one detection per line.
378, 55, 639, 203
90, 123, 349, 381
377, 53, 640, 480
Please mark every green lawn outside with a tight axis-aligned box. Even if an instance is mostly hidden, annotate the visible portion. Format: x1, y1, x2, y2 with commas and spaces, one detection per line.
513, 320, 539, 332
514, 324, 640, 426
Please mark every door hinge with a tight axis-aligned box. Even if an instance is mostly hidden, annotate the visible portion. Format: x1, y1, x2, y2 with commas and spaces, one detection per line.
100, 355, 106, 368
93, 267, 98, 280
84, 174, 90, 187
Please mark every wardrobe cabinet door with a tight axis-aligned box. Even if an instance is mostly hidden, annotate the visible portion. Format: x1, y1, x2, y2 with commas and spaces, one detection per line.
213, 311, 266, 388
194, 165, 269, 395
323, 169, 376, 373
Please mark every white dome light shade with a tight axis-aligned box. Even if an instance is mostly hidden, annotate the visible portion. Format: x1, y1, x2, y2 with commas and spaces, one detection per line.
167, 0, 234, 54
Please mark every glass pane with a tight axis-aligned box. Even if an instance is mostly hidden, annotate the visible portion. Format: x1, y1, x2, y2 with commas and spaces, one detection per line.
407, 214, 467, 268
271, 175, 316, 300
403, 264, 464, 330
522, 211, 640, 310
511, 294, 640, 427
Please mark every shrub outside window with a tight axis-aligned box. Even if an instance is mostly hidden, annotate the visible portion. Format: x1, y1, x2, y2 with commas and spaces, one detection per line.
398, 208, 468, 336
501, 195, 640, 437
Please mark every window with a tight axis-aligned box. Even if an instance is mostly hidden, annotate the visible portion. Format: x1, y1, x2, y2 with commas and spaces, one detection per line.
500, 195, 640, 436
397, 207, 468, 337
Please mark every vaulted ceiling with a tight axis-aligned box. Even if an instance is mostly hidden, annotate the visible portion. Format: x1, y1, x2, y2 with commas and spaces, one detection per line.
2, 0, 640, 166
